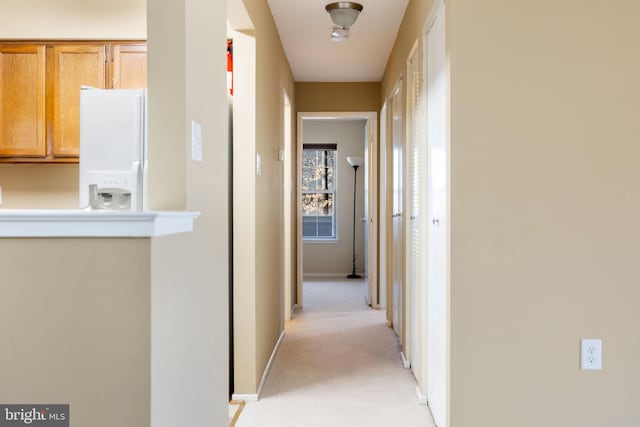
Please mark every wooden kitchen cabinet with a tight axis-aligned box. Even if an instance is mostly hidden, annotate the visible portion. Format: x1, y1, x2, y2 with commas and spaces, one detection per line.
0, 41, 147, 162
111, 44, 147, 89
50, 44, 107, 157
0, 45, 46, 157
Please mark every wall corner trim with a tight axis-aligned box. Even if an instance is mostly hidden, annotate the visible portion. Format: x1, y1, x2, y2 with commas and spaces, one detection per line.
400, 351, 411, 369
415, 386, 428, 406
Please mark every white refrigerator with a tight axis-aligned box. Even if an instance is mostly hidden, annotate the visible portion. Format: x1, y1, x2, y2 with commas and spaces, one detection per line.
78, 87, 147, 211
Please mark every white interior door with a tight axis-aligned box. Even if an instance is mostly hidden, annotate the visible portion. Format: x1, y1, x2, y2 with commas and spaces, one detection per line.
426, 4, 448, 426
391, 81, 404, 340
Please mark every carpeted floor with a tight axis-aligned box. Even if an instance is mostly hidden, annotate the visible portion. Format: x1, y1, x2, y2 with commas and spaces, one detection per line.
235, 277, 435, 427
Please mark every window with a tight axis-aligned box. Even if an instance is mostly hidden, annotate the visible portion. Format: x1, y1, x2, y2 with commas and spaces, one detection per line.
302, 143, 337, 239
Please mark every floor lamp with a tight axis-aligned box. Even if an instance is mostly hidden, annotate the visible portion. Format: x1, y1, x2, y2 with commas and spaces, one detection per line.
346, 156, 364, 279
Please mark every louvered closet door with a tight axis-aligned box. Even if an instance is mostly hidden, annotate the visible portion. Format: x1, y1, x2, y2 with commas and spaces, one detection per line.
407, 41, 425, 375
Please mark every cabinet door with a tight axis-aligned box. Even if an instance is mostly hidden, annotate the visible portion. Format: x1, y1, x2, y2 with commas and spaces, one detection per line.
0, 45, 46, 157
111, 44, 147, 89
51, 45, 106, 156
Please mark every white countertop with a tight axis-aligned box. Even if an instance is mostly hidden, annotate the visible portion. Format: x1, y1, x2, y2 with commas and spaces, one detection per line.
0, 209, 200, 237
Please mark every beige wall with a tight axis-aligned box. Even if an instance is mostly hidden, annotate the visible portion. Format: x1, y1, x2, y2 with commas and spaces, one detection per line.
303, 119, 366, 275
0, 164, 78, 209
230, 0, 296, 396
147, 0, 229, 426
0, 0, 145, 39
296, 82, 380, 112
449, 1, 640, 426
0, 239, 150, 427
251, 0, 295, 394
380, 0, 433, 103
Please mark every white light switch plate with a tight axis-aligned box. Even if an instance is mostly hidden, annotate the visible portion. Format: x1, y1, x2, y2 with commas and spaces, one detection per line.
191, 120, 203, 162
256, 153, 262, 176
581, 338, 602, 370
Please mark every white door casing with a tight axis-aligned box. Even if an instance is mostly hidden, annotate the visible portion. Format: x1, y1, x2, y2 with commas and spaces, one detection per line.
379, 102, 388, 311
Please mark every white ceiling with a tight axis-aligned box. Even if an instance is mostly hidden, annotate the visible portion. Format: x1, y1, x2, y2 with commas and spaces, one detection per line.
267, 0, 409, 82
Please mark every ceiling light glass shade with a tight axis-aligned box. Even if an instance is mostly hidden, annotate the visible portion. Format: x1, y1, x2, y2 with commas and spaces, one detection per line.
325, 2, 363, 29
331, 26, 349, 42
347, 156, 364, 167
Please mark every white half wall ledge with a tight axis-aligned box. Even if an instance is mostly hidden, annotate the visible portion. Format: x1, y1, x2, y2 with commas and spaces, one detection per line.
0, 209, 200, 238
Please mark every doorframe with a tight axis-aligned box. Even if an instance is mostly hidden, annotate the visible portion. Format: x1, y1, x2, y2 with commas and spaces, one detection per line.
296, 111, 378, 308
282, 90, 293, 322
378, 101, 388, 312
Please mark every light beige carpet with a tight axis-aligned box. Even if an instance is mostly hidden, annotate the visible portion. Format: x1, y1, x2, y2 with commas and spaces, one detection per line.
236, 277, 436, 427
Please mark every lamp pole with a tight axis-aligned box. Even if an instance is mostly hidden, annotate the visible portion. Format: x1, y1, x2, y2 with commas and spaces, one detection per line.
347, 163, 362, 279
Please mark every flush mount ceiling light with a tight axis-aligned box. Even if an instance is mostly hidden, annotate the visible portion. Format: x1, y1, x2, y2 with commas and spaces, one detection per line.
330, 26, 349, 42
325, 2, 363, 42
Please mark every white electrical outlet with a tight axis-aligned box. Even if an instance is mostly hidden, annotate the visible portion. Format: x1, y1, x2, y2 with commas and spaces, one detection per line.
581, 338, 602, 370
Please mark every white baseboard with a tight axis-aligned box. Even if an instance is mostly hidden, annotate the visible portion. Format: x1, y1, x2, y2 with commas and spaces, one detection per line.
415, 386, 428, 406
231, 393, 258, 402
303, 273, 364, 278
289, 304, 296, 319
231, 330, 285, 403
257, 330, 285, 399
400, 351, 411, 369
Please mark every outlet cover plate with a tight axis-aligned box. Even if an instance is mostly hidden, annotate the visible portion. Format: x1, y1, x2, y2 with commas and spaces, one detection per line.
581, 338, 602, 370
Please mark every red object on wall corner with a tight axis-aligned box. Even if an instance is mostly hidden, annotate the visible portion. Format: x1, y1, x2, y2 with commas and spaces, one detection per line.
227, 39, 233, 96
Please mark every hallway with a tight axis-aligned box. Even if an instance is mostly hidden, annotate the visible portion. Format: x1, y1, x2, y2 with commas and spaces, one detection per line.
235, 278, 435, 427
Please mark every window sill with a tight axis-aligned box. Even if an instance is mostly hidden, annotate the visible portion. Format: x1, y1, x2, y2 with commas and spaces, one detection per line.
303, 239, 341, 245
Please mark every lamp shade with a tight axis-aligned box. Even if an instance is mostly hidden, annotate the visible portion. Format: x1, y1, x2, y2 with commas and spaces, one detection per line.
325, 2, 363, 28
346, 156, 364, 167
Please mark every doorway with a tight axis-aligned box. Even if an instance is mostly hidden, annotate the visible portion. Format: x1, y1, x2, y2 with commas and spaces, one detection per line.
296, 112, 378, 308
